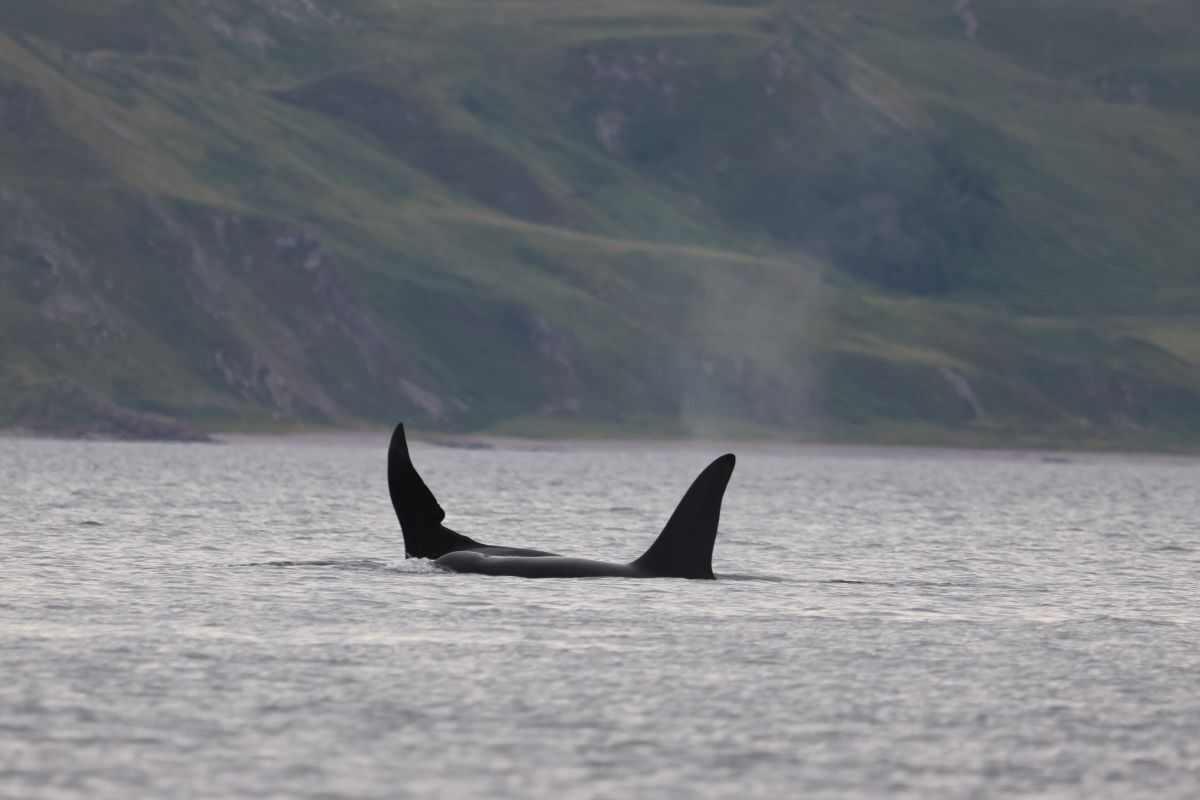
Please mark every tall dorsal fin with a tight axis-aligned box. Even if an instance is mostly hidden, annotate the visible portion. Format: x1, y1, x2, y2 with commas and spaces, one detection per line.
632, 454, 735, 579
387, 423, 483, 558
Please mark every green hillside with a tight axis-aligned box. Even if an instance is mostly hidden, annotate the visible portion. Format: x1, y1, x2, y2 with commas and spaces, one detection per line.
2, 0, 1199, 447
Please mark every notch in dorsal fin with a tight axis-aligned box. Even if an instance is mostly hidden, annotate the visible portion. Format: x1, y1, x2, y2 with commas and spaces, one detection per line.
387, 423, 483, 559
632, 454, 735, 579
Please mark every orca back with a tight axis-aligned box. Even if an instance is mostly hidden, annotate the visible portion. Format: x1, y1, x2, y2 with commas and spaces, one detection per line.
632, 453, 735, 579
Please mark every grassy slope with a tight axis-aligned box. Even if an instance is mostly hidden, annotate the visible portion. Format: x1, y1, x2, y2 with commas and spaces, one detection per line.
0, 0, 1198, 447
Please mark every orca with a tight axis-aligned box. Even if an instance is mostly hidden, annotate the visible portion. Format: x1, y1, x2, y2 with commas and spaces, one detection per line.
387, 423, 735, 579
388, 423, 557, 559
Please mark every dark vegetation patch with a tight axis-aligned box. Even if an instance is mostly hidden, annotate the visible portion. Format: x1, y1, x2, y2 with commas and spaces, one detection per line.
744, 138, 1000, 293
277, 75, 574, 226
561, 37, 1003, 294
0, 81, 103, 183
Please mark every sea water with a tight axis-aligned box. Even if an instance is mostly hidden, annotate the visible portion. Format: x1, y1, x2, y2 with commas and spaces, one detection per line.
1, 435, 1198, 798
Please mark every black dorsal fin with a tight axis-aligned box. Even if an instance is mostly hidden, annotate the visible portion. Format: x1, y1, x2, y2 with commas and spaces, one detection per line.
632, 454, 735, 579
387, 423, 483, 559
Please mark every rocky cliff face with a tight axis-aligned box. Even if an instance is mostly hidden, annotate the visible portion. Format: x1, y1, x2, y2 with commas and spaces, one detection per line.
2, 181, 453, 436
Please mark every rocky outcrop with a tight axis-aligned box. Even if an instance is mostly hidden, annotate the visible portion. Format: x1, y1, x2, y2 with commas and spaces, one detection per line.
1, 178, 453, 436
20, 379, 212, 442
173, 203, 451, 423
1077, 366, 1151, 433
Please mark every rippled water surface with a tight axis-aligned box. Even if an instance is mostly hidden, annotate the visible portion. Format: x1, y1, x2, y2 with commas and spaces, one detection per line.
2, 435, 1199, 799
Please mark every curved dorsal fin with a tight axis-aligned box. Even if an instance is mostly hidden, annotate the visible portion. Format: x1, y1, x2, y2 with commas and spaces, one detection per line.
387, 423, 483, 558
632, 454, 735, 579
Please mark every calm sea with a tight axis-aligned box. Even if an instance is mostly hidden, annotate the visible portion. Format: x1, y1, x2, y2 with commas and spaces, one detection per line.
2, 435, 1198, 799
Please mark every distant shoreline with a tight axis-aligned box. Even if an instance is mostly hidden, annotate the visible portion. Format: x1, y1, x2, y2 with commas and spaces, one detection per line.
5, 424, 1199, 464
5, 425, 1190, 465
222, 431, 1200, 464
